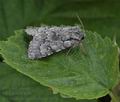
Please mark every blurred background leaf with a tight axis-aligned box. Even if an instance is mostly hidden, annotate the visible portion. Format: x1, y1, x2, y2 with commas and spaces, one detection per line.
0, 0, 120, 45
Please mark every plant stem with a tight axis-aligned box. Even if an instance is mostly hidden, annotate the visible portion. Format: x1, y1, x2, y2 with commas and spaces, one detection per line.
109, 92, 119, 102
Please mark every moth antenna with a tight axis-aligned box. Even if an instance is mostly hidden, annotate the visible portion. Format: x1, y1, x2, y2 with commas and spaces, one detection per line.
76, 13, 85, 33
75, 14, 86, 51
66, 14, 85, 56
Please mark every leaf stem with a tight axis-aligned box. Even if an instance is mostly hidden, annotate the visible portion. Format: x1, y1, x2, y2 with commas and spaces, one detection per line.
109, 91, 119, 102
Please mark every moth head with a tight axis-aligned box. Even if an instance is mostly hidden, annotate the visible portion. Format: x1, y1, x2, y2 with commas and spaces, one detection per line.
63, 26, 85, 41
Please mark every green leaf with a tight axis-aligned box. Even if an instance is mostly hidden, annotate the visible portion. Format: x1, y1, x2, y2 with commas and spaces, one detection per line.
0, 30, 119, 99
0, 62, 97, 102
0, 0, 55, 39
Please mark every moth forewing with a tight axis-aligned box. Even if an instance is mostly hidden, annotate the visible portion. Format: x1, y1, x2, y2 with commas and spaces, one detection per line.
25, 26, 85, 59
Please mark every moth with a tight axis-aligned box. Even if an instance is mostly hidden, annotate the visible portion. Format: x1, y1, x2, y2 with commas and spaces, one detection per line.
25, 26, 85, 59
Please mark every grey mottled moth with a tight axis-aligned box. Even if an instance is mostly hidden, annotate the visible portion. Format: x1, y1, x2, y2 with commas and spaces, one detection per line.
25, 25, 85, 59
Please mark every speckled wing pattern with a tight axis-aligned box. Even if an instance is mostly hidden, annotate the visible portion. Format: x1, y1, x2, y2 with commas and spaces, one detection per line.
25, 26, 84, 59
